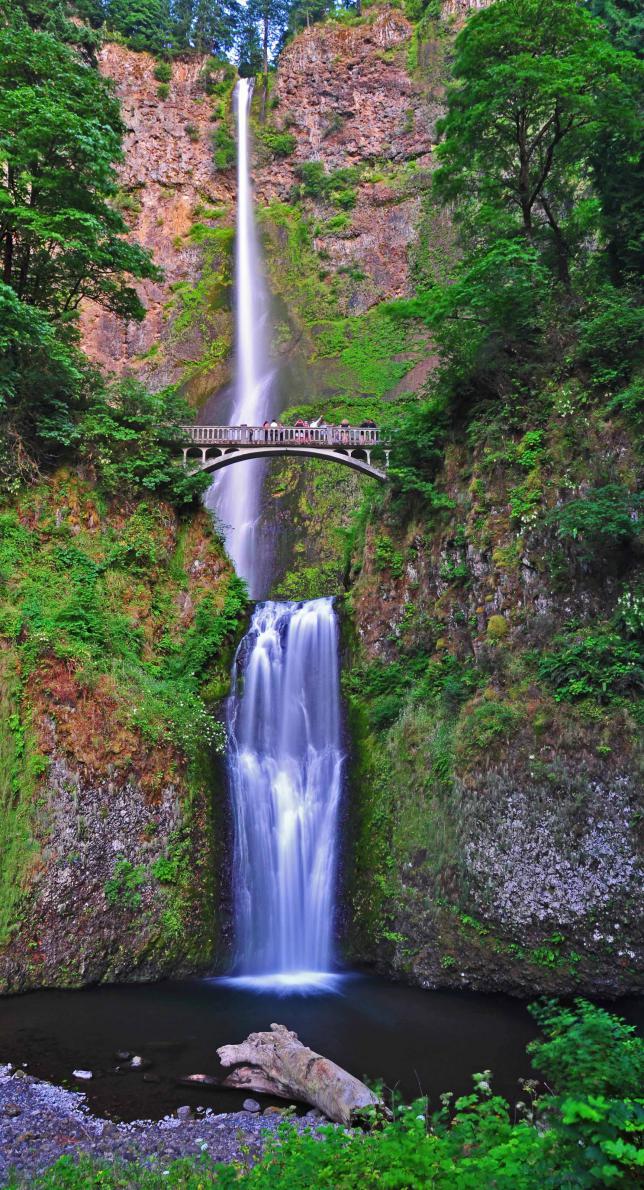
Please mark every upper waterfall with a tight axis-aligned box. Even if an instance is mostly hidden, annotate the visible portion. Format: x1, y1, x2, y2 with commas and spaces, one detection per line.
205, 77, 275, 597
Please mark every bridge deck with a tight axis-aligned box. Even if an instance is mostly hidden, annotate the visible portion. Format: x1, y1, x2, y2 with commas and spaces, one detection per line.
185, 424, 381, 448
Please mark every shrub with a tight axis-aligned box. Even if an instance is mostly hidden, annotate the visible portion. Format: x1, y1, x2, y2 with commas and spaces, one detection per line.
456, 698, 521, 759
546, 485, 641, 568
157, 82, 170, 101
185, 123, 200, 142
528, 999, 644, 1187
211, 124, 236, 169
537, 626, 644, 706
153, 61, 172, 84
373, 535, 404, 579
486, 614, 509, 641
260, 130, 297, 157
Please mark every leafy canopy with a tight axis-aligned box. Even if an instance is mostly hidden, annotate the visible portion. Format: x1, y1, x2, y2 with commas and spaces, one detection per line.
434, 0, 642, 286
0, 17, 159, 319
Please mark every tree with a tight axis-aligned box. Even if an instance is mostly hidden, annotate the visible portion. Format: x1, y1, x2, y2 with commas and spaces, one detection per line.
0, 16, 161, 480
434, 0, 642, 288
1, 0, 103, 60
0, 23, 159, 319
247, 0, 290, 81
236, 7, 263, 76
588, 0, 644, 56
105, 0, 173, 53
170, 0, 240, 55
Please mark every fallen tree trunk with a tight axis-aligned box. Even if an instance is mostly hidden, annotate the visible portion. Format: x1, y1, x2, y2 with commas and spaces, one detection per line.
217, 1023, 383, 1126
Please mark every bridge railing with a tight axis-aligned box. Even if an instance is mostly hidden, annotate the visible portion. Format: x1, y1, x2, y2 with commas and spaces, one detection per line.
184, 424, 381, 447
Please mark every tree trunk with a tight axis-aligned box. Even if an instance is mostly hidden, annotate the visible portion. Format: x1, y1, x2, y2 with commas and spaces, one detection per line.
261, 17, 269, 122
540, 195, 571, 290
217, 1023, 384, 1125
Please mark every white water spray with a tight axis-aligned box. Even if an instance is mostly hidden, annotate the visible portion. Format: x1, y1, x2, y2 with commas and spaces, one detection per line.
226, 599, 344, 988
205, 78, 274, 598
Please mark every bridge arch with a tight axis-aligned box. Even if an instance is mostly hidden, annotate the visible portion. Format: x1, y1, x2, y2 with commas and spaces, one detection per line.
187, 444, 388, 482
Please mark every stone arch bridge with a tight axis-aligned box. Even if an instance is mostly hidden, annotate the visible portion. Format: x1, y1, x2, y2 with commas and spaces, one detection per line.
182, 424, 390, 482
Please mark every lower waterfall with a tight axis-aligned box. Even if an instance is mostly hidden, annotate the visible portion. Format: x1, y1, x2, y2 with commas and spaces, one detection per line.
225, 598, 344, 989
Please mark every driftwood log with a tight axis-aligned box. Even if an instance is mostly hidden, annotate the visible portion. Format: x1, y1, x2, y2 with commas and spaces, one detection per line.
217, 1023, 382, 1126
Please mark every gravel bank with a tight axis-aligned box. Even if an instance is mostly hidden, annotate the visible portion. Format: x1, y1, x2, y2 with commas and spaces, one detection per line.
0, 1063, 321, 1185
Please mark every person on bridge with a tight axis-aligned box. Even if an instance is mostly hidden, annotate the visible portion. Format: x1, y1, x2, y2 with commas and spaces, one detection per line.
263, 421, 270, 442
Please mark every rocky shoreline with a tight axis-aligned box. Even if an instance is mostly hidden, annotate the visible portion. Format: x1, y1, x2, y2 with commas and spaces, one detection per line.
0, 1063, 321, 1185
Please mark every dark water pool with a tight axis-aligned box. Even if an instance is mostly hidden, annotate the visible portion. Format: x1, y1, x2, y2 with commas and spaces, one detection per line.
1, 974, 642, 1121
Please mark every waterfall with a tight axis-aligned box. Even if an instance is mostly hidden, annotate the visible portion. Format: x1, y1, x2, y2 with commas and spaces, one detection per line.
226, 599, 344, 988
209, 79, 343, 991
205, 77, 274, 599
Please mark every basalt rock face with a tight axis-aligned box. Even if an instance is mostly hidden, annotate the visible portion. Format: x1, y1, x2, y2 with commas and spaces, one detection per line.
80, 44, 235, 395
0, 482, 239, 995
257, 10, 435, 314
344, 431, 644, 998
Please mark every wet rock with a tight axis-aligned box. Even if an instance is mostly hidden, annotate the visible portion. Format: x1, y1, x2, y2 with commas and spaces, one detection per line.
263, 1105, 284, 1115
243, 1099, 261, 1114
73, 1070, 93, 1081
178, 1074, 219, 1089
3, 1103, 21, 1118
115, 1050, 132, 1062
176, 1105, 193, 1121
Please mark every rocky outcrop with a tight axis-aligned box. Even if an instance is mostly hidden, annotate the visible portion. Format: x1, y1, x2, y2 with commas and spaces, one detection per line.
258, 9, 436, 314
344, 424, 644, 997
0, 484, 241, 994
80, 45, 234, 392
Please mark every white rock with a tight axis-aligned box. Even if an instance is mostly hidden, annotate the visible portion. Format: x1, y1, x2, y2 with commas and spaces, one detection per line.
73, 1069, 93, 1080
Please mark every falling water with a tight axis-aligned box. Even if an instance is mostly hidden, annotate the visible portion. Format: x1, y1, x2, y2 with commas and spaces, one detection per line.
226, 599, 344, 988
205, 77, 274, 598
209, 78, 344, 990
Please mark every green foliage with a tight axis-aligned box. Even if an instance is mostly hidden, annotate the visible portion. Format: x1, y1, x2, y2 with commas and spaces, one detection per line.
536, 625, 644, 705
576, 288, 643, 390
295, 161, 360, 207
434, 0, 642, 288
0, 19, 159, 318
257, 128, 297, 157
211, 123, 236, 169
456, 698, 521, 759
344, 653, 478, 732
79, 378, 209, 506
373, 535, 404, 579
0, 653, 40, 946
545, 485, 641, 567
528, 999, 644, 1186
106, 0, 172, 54
104, 857, 146, 910
272, 562, 343, 600
153, 60, 172, 83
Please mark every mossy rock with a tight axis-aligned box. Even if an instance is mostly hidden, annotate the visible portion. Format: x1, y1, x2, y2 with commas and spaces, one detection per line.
486, 614, 509, 641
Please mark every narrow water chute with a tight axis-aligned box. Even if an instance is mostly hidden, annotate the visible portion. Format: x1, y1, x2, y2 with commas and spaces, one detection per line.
205, 77, 274, 598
